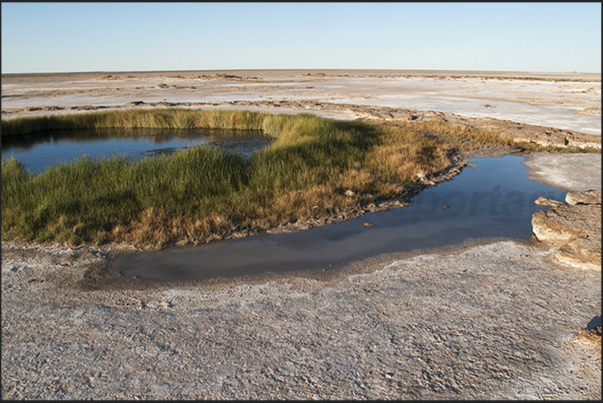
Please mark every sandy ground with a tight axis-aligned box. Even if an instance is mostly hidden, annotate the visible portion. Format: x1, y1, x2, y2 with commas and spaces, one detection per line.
1, 70, 601, 399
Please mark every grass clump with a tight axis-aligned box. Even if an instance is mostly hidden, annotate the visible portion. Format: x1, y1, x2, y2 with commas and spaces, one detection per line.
0, 108, 266, 136
1, 109, 593, 249
2, 148, 245, 248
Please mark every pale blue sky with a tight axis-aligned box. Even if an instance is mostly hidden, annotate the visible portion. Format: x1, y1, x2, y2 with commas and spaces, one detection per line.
2, 2, 601, 74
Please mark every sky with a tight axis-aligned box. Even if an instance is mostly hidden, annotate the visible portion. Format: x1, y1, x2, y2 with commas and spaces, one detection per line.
1, 2, 601, 74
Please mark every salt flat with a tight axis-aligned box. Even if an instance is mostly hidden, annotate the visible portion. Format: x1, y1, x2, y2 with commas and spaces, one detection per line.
1, 70, 600, 400
2, 69, 600, 134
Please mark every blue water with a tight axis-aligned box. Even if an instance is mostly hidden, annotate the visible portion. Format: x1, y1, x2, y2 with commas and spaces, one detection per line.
1, 128, 266, 174
98, 155, 567, 285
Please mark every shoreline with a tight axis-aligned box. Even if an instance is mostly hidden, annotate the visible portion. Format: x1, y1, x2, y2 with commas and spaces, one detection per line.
15, 147, 599, 294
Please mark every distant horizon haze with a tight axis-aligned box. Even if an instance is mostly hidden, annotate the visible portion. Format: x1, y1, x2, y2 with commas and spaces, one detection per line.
2, 69, 600, 78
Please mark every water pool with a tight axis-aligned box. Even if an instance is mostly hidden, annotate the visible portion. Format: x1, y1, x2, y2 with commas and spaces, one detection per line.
86, 154, 566, 288
2, 128, 271, 173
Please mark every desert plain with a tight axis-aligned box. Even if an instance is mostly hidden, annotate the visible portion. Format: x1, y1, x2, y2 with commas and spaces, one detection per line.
1, 70, 601, 399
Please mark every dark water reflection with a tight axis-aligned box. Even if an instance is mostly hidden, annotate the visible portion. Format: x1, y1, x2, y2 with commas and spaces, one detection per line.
2, 128, 271, 173
101, 155, 567, 285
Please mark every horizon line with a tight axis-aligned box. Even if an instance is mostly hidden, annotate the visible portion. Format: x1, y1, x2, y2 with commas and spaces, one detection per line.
2, 68, 601, 77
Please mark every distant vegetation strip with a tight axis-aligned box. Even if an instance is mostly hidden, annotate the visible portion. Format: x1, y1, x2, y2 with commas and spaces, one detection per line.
0, 109, 590, 249
0, 109, 268, 136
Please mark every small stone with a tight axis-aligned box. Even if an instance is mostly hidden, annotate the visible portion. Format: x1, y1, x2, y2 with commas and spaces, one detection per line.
534, 197, 564, 207
565, 190, 601, 206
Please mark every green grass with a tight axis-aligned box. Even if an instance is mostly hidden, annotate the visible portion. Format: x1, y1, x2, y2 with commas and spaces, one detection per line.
1, 108, 596, 249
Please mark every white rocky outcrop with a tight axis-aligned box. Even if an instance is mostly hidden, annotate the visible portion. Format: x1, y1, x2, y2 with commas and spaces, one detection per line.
532, 190, 601, 270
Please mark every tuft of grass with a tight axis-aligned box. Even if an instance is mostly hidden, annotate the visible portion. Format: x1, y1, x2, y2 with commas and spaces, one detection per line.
2, 109, 595, 249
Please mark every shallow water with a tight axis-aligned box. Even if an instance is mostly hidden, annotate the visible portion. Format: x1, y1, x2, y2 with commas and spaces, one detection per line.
1, 128, 270, 173
101, 155, 567, 285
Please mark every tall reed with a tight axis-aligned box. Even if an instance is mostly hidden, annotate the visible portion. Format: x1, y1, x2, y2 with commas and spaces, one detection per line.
1, 108, 268, 136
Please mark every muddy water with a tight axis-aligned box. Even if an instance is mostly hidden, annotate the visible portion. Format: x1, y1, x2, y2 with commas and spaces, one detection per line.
1, 128, 270, 173
89, 155, 567, 288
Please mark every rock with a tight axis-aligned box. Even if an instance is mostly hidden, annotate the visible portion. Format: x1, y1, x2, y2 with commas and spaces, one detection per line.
565, 190, 601, 206
534, 197, 564, 207
578, 317, 602, 354
532, 190, 601, 270
345, 190, 355, 197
